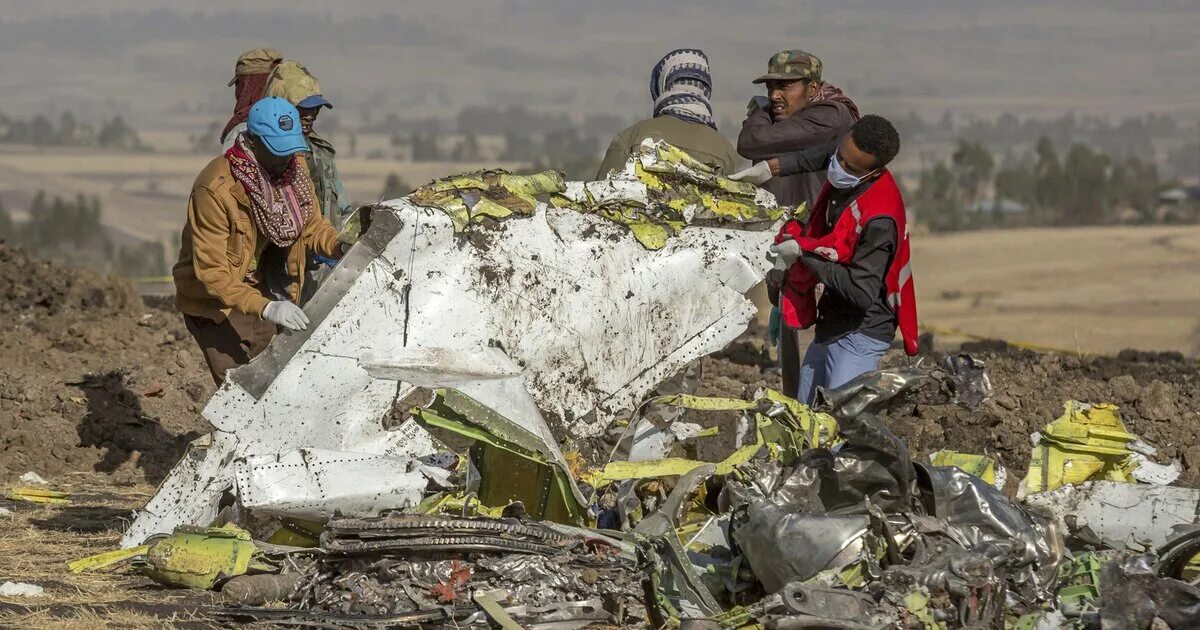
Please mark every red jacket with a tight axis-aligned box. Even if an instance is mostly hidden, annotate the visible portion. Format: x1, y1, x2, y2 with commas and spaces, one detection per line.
776, 170, 919, 355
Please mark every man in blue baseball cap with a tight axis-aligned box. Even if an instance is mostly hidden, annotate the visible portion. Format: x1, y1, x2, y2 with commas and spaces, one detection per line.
173, 96, 346, 384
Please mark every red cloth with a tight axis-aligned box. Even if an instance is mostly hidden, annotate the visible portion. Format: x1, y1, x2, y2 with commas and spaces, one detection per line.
220, 72, 275, 143
777, 170, 919, 355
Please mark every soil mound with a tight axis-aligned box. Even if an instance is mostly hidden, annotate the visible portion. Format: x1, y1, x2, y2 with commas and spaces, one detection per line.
0, 243, 212, 483
703, 323, 1200, 487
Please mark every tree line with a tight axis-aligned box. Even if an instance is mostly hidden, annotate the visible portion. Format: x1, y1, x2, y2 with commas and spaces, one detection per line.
0, 110, 150, 151
912, 137, 1177, 232
0, 194, 166, 276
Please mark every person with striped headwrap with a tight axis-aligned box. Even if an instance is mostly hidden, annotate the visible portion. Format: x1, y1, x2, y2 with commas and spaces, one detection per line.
596, 48, 736, 178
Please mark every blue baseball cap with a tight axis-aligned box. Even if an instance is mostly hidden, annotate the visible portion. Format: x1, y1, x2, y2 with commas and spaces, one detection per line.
297, 94, 333, 109
247, 96, 309, 157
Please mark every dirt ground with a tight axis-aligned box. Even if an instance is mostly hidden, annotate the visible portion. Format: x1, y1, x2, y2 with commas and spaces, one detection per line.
0, 243, 213, 483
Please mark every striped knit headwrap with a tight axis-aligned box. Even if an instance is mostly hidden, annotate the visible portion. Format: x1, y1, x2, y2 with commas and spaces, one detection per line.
650, 48, 717, 130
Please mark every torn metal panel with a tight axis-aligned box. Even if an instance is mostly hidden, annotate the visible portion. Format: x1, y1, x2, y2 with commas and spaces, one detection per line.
128, 180, 775, 543
1022, 481, 1200, 550
234, 448, 435, 521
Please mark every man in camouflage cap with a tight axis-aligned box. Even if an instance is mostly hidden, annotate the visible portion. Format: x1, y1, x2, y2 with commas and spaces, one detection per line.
264, 60, 352, 302
220, 47, 284, 146
734, 49, 860, 401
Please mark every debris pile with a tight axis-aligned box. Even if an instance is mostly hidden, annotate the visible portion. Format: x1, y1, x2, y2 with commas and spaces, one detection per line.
21, 143, 1200, 627
0, 243, 212, 482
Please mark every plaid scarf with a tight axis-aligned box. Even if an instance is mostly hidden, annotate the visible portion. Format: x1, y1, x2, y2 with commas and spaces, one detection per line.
225, 134, 313, 248
650, 48, 717, 130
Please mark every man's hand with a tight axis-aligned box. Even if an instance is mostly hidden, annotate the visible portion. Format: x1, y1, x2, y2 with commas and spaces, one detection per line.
263, 301, 309, 331
769, 236, 802, 271
746, 95, 770, 117
728, 161, 774, 185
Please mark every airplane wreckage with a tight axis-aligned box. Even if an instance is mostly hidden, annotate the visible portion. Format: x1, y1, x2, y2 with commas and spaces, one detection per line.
64, 142, 1200, 628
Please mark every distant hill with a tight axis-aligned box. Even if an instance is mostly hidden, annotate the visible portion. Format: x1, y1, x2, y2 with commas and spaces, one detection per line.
0, 0, 1196, 130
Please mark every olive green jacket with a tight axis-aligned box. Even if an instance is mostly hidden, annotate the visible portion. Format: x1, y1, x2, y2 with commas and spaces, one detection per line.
596, 115, 737, 179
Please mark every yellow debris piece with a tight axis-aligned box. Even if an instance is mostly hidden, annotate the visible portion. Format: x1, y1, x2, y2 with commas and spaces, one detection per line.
402, 142, 786, 250
1021, 401, 1138, 496
68, 545, 150, 574
592, 389, 839, 484
143, 523, 261, 590
931, 450, 999, 486
8, 487, 70, 504
407, 169, 565, 232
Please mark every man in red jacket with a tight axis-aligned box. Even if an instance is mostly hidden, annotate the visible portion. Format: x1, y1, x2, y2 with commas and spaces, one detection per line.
732, 115, 917, 404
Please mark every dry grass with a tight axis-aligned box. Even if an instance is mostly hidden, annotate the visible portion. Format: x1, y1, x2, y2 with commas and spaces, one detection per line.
912, 224, 1200, 357
0, 473, 222, 629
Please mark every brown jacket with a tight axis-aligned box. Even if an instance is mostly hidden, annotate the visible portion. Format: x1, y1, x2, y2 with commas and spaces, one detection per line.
737, 99, 856, 208
173, 154, 342, 322
596, 115, 737, 179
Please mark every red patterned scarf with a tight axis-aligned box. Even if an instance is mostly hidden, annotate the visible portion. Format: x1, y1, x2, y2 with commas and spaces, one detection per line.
810, 82, 861, 121
225, 135, 314, 248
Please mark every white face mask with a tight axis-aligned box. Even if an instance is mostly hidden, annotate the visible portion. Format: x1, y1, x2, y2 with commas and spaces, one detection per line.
827, 153, 875, 189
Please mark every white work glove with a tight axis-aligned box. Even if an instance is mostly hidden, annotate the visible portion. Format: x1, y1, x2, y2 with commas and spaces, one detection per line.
262, 301, 309, 331
769, 237, 802, 271
727, 161, 774, 185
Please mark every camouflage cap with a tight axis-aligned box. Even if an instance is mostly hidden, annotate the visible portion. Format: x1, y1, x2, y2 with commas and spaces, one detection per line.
752, 50, 823, 84
227, 47, 284, 86
264, 61, 332, 109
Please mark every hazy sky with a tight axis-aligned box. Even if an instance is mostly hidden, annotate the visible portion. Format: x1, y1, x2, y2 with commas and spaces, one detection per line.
1, 0, 1197, 128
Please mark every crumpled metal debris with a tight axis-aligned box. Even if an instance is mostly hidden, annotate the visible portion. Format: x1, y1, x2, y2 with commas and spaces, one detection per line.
142, 524, 271, 590
813, 366, 930, 421
1021, 401, 1140, 496
291, 515, 644, 625
941, 353, 992, 407
721, 367, 1062, 623
1099, 553, 1200, 629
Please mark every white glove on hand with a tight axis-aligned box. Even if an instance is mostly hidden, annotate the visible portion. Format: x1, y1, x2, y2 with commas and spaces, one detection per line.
262, 301, 309, 331
769, 238, 802, 270
727, 161, 774, 185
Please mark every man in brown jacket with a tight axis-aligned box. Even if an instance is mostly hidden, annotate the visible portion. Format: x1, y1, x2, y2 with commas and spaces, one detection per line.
175, 97, 344, 384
